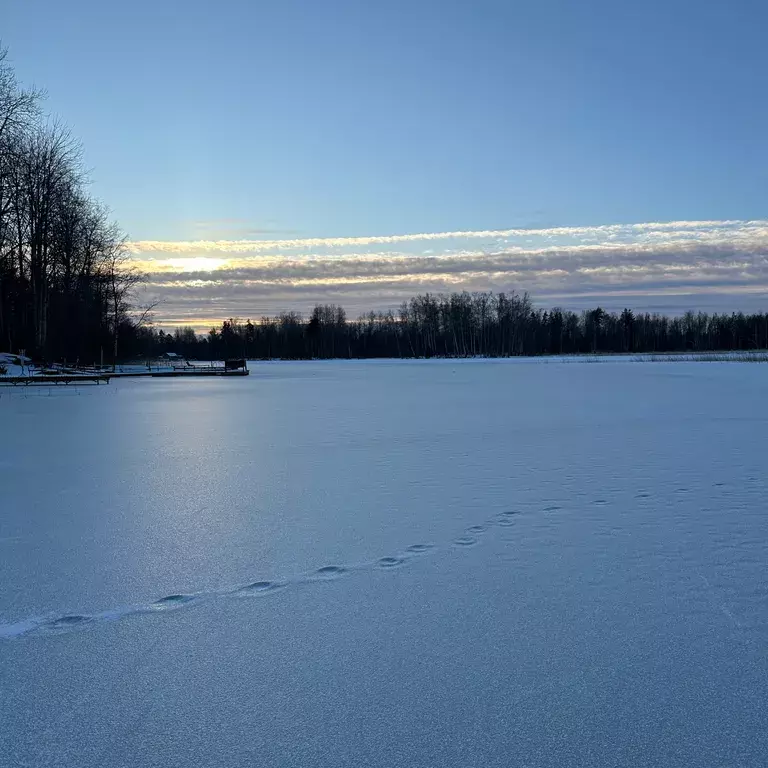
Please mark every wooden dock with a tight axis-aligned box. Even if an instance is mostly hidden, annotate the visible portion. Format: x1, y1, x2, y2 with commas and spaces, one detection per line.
1, 359, 249, 383
0, 374, 111, 386
110, 366, 249, 378
109, 368, 249, 378
121, 359, 249, 378
149, 368, 249, 377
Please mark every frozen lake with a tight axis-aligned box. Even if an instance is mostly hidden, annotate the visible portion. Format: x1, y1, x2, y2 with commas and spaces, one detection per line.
1, 359, 767, 767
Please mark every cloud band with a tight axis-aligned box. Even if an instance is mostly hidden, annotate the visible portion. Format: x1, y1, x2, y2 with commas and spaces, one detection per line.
127, 220, 768, 328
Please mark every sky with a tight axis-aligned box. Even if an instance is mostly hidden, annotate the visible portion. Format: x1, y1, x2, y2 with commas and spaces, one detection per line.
3, 0, 768, 328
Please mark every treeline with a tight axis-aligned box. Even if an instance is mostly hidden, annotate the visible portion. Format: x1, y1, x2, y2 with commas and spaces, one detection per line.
0, 48, 139, 361
133, 292, 768, 360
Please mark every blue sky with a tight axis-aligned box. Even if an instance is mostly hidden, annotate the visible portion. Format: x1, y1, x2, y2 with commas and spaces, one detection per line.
4, 0, 768, 325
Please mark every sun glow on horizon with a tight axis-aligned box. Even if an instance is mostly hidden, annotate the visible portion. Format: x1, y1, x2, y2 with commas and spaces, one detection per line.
131, 256, 231, 274
164, 256, 230, 273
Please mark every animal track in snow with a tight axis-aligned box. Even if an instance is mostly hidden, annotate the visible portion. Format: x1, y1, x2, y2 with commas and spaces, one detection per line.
45, 614, 95, 632
233, 581, 286, 597
405, 544, 434, 554
149, 594, 197, 611
0, 501, 561, 640
494, 510, 522, 526
466, 525, 488, 534
311, 565, 349, 580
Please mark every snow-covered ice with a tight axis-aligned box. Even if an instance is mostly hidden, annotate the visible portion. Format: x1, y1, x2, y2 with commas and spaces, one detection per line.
0, 359, 766, 767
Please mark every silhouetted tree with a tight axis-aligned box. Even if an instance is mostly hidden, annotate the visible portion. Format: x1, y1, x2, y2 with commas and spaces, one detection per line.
0, 47, 140, 362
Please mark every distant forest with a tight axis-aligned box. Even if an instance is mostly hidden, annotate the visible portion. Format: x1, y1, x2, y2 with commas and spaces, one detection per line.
0, 49, 141, 362
129, 294, 768, 361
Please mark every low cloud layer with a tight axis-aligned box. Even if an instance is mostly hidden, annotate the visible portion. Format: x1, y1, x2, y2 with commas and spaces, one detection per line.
128, 220, 768, 328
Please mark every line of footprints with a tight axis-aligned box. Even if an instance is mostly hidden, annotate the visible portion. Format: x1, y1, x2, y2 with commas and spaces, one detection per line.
0, 480, 745, 640
3, 506, 557, 641
9, 480, 728, 643
2, 480, 734, 642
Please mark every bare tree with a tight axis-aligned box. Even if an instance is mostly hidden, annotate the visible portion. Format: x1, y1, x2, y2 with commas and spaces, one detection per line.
0, 47, 43, 349
102, 241, 143, 367
0, 47, 43, 142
